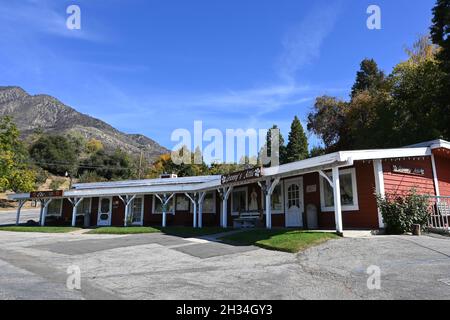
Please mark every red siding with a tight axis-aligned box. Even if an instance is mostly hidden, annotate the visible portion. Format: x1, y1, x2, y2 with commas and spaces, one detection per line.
303, 172, 321, 228
319, 161, 379, 229
90, 197, 99, 226
383, 158, 436, 196
434, 154, 450, 196
143, 194, 160, 225
111, 196, 125, 226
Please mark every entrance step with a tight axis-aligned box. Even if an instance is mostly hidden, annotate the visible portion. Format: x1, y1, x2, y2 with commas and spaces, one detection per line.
342, 230, 374, 238
68, 229, 92, 235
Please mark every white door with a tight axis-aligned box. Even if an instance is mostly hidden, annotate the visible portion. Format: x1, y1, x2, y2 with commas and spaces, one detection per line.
97, 197, 112, 226
284, 178, 304, 227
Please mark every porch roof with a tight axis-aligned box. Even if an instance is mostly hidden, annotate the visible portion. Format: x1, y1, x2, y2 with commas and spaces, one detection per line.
6, 143, 438, 201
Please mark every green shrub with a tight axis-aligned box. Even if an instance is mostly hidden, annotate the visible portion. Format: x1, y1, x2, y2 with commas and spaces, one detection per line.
29, 134, 78, 175
77, 171, 106, 183
376, 189, 431, 234
49, 178, 65, 190
34, 167, 49, 185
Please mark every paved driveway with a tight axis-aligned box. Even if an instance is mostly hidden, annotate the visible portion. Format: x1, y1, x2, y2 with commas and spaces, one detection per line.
0, 229, 449, 299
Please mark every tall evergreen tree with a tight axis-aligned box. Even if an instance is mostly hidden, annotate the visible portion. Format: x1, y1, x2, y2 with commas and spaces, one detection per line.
351, 59, 385, 98
430, 0, 450, 139
431, 0, 450, 66
286, 116, 308, 163
260, 125, 287, 166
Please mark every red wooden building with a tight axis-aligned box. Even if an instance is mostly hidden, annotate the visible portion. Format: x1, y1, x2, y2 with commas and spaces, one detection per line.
8, 139, 450, 233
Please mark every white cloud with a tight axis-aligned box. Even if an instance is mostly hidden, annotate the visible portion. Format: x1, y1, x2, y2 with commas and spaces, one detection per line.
277, 2, 342, 83
0, 0, 102, 42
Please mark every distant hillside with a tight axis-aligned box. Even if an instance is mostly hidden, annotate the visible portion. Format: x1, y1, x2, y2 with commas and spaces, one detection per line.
0, 86, 168, 161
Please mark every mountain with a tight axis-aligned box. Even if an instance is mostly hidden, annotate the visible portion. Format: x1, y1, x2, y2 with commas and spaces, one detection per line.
0, 86, 168, 161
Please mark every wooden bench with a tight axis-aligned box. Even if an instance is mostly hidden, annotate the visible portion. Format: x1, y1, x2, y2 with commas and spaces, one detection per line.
233, 211, 261, 228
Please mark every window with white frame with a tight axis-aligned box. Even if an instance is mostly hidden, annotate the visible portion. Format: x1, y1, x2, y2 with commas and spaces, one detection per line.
262, 184, 284, 214
152, 195, 175, 214
319, 168, 359, 212
76, 198, 91, 215
130, 197, 144, 224
47, 199, 63, 216
231, 187, 248, 215
190, 192, 216, 214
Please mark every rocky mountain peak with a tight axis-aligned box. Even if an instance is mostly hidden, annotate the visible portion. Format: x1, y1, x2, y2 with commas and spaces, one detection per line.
0, 86, 169, 161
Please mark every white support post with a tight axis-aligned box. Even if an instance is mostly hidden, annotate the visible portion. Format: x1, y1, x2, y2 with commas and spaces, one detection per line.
262, 178, 280, 229
40, 199, 53, 227
162, 194, 167, 228
319, 170, 333, 188
15, 200, 26, 225
118, 195, 137, 227
373, 160, 385, 228
185, 193, 197, 228
431, 154, 441, 198
220, 187, 233, 228
265, 192, 271, 229
38, 201, 44, 226
332, 167, 343, 235
155, 193, 174, 227
198, 192, 206, 228
69, 197, 84, 227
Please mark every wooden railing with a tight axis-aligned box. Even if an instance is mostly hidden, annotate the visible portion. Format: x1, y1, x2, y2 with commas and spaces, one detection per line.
426, 196, 450, 231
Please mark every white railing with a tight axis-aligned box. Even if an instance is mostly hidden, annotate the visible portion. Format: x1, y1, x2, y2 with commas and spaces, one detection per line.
427, 196, 450, 231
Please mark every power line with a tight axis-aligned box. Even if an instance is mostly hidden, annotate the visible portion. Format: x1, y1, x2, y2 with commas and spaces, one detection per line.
26, 160, 134, 171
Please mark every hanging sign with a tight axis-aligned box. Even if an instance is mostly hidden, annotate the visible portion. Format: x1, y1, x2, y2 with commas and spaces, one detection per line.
30, 190, 64, 199
221, 167, 262, 185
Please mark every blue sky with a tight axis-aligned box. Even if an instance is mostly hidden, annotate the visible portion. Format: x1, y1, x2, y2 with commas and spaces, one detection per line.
0, 0, 437, 152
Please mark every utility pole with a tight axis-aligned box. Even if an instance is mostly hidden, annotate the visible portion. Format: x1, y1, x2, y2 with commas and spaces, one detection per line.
138, 147, 144, 179
65, 171, 73, 189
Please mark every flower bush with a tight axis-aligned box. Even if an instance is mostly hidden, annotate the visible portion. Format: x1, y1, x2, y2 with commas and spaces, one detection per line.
376, 189, 431, 234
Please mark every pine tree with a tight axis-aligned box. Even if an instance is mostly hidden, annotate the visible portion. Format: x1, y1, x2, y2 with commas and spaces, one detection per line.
260, 125, 287, 166
430, 0, 450, 140
351, 59, 385, 98
286, 116, 308, 163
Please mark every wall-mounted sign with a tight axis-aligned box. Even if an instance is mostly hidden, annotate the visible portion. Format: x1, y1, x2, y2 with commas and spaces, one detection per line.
30, 190, 64, 199
221, 167, 262, 185
306, 184, 317, 193
392, 165, 425, 176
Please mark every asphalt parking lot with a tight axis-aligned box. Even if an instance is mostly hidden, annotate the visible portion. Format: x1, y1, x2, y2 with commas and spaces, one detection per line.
0, 216, 449, 299
0, 208, 40, 226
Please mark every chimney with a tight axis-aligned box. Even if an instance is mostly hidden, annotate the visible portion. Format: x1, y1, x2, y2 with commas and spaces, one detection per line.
159, 173, 178, 179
